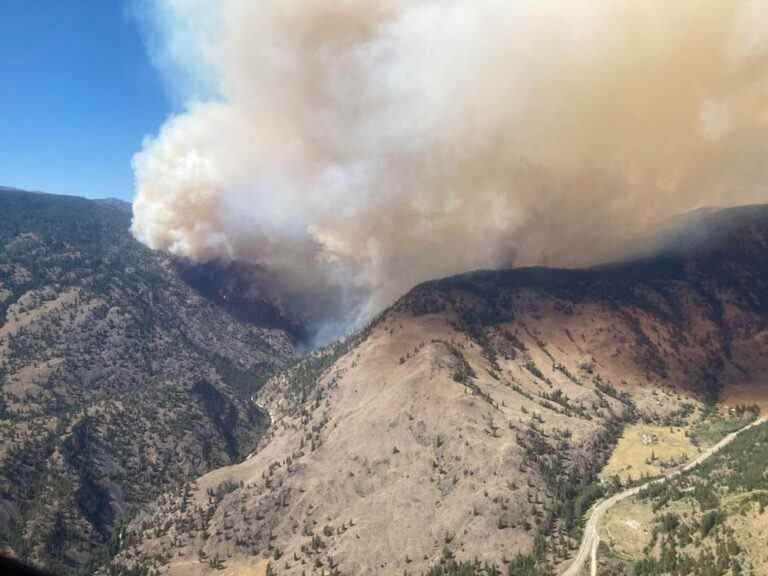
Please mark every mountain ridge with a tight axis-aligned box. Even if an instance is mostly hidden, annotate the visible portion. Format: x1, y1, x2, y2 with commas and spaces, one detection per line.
112, 204, 768, 576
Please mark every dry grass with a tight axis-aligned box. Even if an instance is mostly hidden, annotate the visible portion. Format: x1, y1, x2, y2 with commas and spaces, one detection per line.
191, 313, 540, 574
0, 288, 81, 344
599, 424, 699, 484
4, 359, 63, 399
722, 381, 768, 416
166, 559, 270, 576
603, 493, 768, 571
119, 298, 723, 576
726, 500, 768, 573
599, 499, 655, 558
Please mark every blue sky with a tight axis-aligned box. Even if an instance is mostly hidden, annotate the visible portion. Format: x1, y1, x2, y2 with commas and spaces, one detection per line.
0, 3, 170, 200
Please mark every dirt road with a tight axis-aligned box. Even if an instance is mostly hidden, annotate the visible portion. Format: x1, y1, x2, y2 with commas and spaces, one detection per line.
561, 417, 766, 576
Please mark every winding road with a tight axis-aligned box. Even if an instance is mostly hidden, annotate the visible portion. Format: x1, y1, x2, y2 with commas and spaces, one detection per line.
561, 417, 766, 576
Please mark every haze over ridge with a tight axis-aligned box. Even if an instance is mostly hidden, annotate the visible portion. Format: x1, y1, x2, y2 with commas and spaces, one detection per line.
131, 0, 768, 330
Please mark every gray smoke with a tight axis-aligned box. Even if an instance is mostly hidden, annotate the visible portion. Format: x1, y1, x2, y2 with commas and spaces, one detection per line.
131, 0, 768, 332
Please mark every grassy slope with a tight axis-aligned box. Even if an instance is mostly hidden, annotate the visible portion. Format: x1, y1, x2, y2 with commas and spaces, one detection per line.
601, 419, 768, 575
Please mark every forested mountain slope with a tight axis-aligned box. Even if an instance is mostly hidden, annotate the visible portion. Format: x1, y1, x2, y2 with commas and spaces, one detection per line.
0, 188, 299, 574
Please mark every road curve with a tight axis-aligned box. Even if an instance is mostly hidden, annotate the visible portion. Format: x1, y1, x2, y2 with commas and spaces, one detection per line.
561, 417, 766, 576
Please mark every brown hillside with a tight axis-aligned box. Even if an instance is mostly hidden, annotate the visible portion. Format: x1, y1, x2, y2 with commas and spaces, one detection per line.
113, 205, 768, 575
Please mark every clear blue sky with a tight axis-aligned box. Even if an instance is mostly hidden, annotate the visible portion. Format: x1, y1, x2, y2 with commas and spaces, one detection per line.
0, 3, 170, 200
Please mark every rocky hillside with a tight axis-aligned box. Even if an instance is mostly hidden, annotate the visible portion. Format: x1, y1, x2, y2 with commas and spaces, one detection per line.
112, 205, 768, 576
0, 188, 300, 574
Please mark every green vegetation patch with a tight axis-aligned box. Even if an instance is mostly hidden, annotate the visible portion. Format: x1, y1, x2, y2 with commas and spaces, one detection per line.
689, 406, 758, 447
628, 420, 768, 575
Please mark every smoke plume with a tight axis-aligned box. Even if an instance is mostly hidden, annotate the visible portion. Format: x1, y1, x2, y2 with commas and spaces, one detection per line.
132, 0, 768, 333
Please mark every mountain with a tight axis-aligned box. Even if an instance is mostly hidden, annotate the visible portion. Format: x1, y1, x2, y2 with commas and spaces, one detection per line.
112, 205, 768, 576
0, 188, 301, 574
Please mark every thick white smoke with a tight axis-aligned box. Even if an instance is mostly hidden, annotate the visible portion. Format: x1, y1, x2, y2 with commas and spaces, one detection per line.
132, 0, 768, 331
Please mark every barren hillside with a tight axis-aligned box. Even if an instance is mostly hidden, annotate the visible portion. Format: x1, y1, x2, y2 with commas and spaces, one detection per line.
113, 206, 768, 575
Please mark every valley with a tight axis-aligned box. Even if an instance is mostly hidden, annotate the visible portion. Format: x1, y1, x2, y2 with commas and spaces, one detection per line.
110, 205, 768, 576
2, 190, 768, 576
596, 416, 768, 575
4, 2, 768, 574
565, 415, 766, 576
